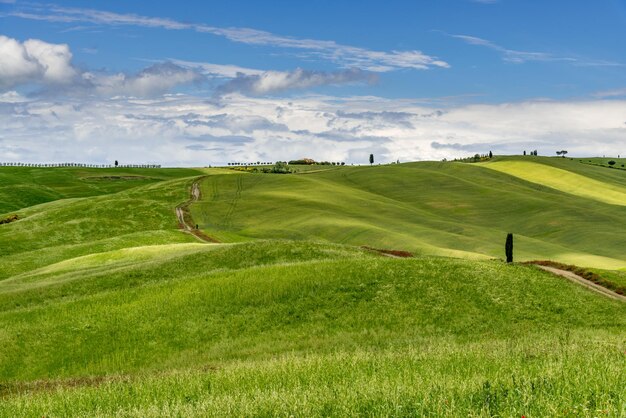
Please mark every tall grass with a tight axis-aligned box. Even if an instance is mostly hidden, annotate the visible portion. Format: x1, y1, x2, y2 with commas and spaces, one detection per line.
2, 335, 624, 417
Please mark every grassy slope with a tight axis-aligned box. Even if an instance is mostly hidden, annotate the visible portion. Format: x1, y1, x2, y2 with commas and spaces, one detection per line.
0, 241, 624, 416
0, 166, 202, 213
191, 157, 626, 269
480, 160, 626, 206
0, 162, 625, 416
0, 168, 203, 279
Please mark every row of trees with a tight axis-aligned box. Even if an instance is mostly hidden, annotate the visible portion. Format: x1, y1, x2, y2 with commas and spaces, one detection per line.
523, 150, 538, 156
0, 162, 161, 168
227, 162, 274, 166
288, 159, 346, 166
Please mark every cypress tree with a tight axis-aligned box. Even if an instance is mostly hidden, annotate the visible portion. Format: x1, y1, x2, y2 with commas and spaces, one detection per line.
505, 233, 513, 263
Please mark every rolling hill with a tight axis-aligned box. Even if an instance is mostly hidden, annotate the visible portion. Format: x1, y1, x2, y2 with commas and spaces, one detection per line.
191, 156, 626, 269
0, 157, 624, 416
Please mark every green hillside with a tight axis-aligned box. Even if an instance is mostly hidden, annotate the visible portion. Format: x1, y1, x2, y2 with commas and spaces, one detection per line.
0, 166, 203, 213
0, 159, 624, 416
191, 156, 626, 269
1, 240, 625, 416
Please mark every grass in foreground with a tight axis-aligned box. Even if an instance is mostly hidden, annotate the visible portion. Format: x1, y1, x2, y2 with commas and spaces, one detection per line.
2, 335, 624, 417
0, 241, 624, 416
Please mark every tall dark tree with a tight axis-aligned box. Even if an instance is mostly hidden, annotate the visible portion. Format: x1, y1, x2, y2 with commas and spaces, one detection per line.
505, 233, 514, 263
369, 154, 374, 165
489, 150, 493, 158
114, 160, 118, 167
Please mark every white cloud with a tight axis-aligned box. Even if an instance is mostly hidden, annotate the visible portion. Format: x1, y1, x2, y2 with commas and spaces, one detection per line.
450, 34, 621, 66
0, 35, 204, 97
593, 88, 626, 98
9, 5, 449, 72
0, 35, 76, 89
170, 59, 264, 78
1, 92, 625, 166
0, 35, 376, 98
215, 68, 377, 96
0, 90, 30, 103
83, 62, 204, 97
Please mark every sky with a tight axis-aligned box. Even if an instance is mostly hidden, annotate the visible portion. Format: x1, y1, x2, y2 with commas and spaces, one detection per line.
1, 0, 625, 166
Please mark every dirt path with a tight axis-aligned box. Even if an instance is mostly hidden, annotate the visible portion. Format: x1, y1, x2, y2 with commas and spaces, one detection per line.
176, 177, 219, 243
535, 265, 626, 302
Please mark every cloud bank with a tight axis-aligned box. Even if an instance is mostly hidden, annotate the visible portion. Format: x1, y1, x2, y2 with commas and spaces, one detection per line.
1, 92, 624, 166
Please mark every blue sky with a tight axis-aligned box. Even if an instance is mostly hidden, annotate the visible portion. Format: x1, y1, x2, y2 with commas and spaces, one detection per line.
1, 0, 625, 165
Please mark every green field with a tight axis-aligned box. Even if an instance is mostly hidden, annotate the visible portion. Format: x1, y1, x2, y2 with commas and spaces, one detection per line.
191, 156, 626, 269
0, 157, 624, 416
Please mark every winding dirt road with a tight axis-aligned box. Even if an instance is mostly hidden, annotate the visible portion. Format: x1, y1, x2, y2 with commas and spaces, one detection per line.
535, 265, 626, 302
176, 177, 219, 243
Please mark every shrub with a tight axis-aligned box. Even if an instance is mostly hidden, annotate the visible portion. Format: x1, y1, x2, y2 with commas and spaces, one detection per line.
269, 161, 291, 174
0, 214, 19, 225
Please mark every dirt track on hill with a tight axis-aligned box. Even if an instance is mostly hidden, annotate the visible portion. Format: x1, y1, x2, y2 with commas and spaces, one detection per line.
176, 177, 219, 243
535, 265, 626, 302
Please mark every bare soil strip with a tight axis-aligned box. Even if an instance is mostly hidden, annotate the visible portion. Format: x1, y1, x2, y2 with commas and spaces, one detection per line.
176, 177, 219, 243
535, 265, 626, 302
361, 246, 413, 258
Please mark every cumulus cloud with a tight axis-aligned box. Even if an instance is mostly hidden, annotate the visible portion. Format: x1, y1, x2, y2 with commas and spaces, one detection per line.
0, 35, 77, 89
0, 35, 204, 97
215, 68, 377, 96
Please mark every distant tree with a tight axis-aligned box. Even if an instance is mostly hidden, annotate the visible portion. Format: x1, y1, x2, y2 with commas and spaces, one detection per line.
505, 233, 514, 263
523, 150, 526, 156
489, 150, 493, 158
114, 160, 118, 167
608, 160, 616, 166
270, 161, 291, 174
369, 154, 374, 165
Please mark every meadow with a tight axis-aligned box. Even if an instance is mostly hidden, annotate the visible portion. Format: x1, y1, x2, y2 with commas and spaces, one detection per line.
191, 156, 626, 269
0, 157, 624, 416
